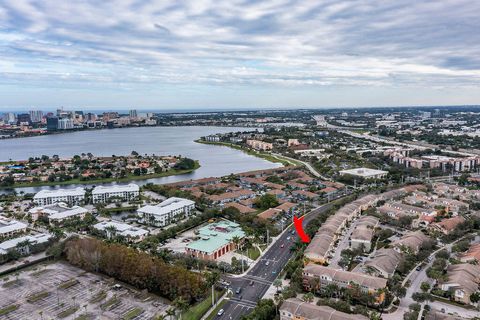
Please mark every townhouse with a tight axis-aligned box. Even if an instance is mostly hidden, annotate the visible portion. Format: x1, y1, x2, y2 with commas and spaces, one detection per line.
350, 215, 379, 252
441, 264, 480, 305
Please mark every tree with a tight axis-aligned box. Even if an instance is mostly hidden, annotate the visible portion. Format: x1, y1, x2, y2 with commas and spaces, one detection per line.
303, 292, 314, 303
255, 194, 279, 210
420, 282, 430, 293
205, 271, 220, 306
273, 279, 282, 293
470, 292, 480, 304
165, 308, 176, 320
173, 297, 188, 320
174, 158, 196, 170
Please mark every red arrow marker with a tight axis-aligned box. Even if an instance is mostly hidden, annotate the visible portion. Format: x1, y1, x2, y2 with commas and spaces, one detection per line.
293, 216, 310, 243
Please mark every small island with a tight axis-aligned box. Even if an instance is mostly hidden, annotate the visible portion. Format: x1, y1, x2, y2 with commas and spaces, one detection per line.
0, 151, 199, 188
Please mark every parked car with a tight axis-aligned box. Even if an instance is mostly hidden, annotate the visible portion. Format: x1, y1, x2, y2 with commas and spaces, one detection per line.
217, 309, 224, 316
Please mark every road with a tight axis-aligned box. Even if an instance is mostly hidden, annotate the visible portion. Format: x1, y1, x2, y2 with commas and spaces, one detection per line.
217, 203, 335, 320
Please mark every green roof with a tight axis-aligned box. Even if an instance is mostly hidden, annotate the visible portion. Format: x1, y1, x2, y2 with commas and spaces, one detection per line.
186, 220, 245, 254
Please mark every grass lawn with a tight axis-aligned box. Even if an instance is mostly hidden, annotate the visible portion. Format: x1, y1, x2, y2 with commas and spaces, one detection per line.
122, 307, 143, 320
101, 297, 120, 310
183, 290, 224, 320
58, 278, 79, 289
0, 304, 18, 316
240, 247, 260, 260
89, 290, 107, 304
58, 306, 80, 318
27, 290, 50, 303
205, 300, 226, 320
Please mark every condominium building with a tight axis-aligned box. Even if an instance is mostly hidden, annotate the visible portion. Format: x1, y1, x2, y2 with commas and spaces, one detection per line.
137, 197, 195, 227
93, 220, 148, 242
33, 187, 86, 206
92, 184, 139, 203
0, 218, 28, 238
246, 139, 273, 151
0, 233, 51, 256
280, 298, 367, 320
28, 202, 88, 224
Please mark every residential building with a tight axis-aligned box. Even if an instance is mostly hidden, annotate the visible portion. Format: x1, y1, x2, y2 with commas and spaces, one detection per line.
137, 197, 195, 227
441, 264, 480, 305
246, 139, 273, 151
460, 243, 480, 263
0, 218, 28, 238
302, 264, 388, 302
92, 184, 139, 203
362, 248, 403, 278
392, 231, 430, 254
186, 220, 245, 260
0, 233, 51, 256
280, 298, 367, 320
208, 189, 255, 205
33, 187, 86, 206
57, 118, 75, 130
350, 215, 379, 252
93, 220, 148, 242
430, 216, 465, 235
28, 202, 88, 224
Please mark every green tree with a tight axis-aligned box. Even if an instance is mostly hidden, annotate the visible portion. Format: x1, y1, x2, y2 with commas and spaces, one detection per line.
255, 194, 279, 210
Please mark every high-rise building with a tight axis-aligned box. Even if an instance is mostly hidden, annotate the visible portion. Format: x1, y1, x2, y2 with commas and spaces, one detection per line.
29, 110, 43, 123
17, 113, 31, 125
129, 109, 138, 119
5, 113, 16, 124
46, 117, 59, 131
58, 118, 74, 130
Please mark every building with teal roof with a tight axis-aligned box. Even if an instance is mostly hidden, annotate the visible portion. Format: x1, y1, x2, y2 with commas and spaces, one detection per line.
186, 220, 245, 260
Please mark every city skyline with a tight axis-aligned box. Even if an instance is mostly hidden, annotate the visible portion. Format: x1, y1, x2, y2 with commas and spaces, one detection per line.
1, 0, 480, 110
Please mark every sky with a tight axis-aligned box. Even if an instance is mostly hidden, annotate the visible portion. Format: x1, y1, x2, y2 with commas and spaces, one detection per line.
0, 0, 480, 111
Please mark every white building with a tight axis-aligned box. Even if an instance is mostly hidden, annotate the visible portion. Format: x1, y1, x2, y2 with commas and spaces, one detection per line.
0, 218, 28, 238
339, 167, 388, 179
92, 184, 139, 204
93, 220, 148, 242
33, 188, 86, 206
0, 233, 51, 255
57, 118, 75, 130
137, 197, 195, 227
29, 202, 88, 224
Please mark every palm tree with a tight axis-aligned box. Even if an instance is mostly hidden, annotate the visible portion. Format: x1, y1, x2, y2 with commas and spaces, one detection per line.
155, 315, 167, 320
165, 308, 176, 320
205, 271, 221, 307
273, 279, 283, 293
173, 297, 188, 320
302, 292, 314, 303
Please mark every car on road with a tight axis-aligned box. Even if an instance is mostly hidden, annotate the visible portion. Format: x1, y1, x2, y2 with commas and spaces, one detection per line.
235, 288, 242, 294
217, 309, 224, 316
286, 236, 291, 240
416, 265, 422, 271
280, 244, 284, 248
265, 261, 270, 266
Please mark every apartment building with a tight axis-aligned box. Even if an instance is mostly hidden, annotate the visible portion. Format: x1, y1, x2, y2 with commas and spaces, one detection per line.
28, 202, 88, 224
0, 218, 28, 238
246, 139, 273, 151
33, 187, 86, 206
137, 197, 195, 227
92, 184, 139, 203
93, 220, 148, 242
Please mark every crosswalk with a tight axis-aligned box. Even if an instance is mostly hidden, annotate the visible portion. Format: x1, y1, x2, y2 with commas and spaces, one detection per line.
242, 275, 273, 286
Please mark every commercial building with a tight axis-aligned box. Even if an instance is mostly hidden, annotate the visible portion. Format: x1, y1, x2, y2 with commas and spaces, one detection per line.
0, 218, 28, 238
33, 188, 86, 206
28, 202, 88, 224
92, 184, 139, 203
93, 220, 148, 242
137, 197, 195, 227
339, 167, 388, 179
280, 298, 367, 320
186, 220, 245, 260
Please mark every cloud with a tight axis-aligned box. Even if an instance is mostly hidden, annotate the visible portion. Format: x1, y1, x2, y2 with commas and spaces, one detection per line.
0, 0, 479, 108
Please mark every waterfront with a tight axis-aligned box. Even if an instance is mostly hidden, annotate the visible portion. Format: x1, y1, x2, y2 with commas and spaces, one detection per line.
0, 126, 281, 193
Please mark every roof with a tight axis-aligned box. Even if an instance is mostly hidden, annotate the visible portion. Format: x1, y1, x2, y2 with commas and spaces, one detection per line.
280, 298, 368, 320
392, 231, 430, 252
224, 202, 256, 214
34, 187, 85, 199
0, 233, 51, 254
363, 248, 403, 276
303, 264, 388, 290
92, 183, 139, 194
339, 167, 388, 177
93, 220, 148, 238
186, 220, 245, 254
137, 197, 195, 216
433, 216, 465, 232
0, 219, 28, 235
208, 189, 255, 202
258, 208, 280, 220
29, 202, 88, 220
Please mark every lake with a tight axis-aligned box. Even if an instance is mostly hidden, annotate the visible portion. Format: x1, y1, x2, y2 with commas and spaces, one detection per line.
0, 126, 281, 193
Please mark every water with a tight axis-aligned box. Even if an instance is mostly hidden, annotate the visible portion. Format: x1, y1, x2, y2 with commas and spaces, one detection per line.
0, 126, 281, 193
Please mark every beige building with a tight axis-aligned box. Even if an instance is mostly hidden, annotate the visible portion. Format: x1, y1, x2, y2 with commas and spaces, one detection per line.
280, 298, 367, 320
246, 139, 273, 151
441, 264, 480, 305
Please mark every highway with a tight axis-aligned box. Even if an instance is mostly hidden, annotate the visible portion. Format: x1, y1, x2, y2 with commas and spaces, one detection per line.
217, 202, 335, 320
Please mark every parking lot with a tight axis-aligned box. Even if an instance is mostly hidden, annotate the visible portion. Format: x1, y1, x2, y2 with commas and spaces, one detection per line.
0, 261, 170, 319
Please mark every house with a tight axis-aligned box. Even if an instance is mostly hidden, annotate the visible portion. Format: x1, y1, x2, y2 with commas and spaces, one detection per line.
460, 243, 480, 263
430, 216, 465, 235
280, 298, 367, 320
362, 248, 403, 278
302, 264, 388, 303
441, 264, 480, 305
224, 202, 256, 214
137, 197, 195, 227
392, 231, 431, 254
350, 216, 379, 252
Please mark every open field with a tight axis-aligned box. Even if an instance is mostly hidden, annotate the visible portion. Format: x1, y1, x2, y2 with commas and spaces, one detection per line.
0, 261, 170, 319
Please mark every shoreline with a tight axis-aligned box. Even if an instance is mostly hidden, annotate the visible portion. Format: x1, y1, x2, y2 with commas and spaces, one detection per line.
194, 139, 302, 166
0, 161, 201, 189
